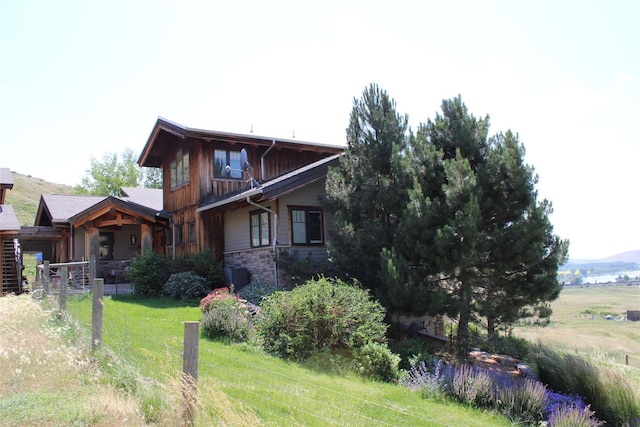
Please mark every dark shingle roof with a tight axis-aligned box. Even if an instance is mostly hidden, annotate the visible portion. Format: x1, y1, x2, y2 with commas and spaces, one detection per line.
0, 168, 13, 188
120, 187, 163, 211
0, 204, 20, 231
40, 194, 106, 222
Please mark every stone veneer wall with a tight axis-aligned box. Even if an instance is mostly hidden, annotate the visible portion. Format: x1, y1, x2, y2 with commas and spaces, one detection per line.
224, 247, 301, 289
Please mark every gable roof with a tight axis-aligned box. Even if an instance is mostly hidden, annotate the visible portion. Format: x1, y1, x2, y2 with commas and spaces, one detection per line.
197, 153, 341, 213
68, 195, 168, 227
0, 204, 20, 231
36, 194, 106, 226
35, 188, 166, 227
138, 117, 344, 168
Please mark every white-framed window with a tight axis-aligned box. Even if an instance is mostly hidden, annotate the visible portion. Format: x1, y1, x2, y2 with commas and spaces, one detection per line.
170, 148, 190, 188
250, 209, 270, 248
214, 149, 242, 179
290, 207, 324, 245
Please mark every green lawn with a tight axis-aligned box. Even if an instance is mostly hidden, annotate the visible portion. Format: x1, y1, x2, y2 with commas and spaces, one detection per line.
67, 295, 510, 426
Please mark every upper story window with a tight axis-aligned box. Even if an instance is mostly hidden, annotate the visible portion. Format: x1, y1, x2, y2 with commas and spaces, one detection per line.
214, 149, 242, 179
170, 148, 190, 189
250, 209, 270, 248
291, 207, 324, 245
175, 223, 184, 246
187, 222, 196, 243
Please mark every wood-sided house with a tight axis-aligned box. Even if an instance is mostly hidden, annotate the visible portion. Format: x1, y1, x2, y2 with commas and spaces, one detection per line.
138, 117, 344, 287
32, 187, 169, 280
0, 167, 22, 294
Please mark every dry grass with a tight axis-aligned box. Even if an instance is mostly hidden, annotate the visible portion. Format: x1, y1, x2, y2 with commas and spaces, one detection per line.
0, 294, 145, 426
0, 294, 267, 426
514, 285, 640, 370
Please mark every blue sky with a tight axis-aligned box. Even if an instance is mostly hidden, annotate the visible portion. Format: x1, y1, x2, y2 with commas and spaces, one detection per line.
1, 0, 638, 260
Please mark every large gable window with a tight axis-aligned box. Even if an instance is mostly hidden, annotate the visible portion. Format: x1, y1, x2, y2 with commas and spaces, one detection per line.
170, 148, 190, 189
214, 149, 242, 179
250, 209, 270, 248
291, 207, 324, 245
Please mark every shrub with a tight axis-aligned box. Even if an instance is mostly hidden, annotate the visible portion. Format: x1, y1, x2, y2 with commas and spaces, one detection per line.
351, 342, 401, 382
238, 279, 278, 306
128, 251, 172, 297
172, 250, 224, 288
200, 287, 235, 312
163, 272, 210, 299
404, 359, 552, 424
256, 276, 389, 363
390, 337, 436, 371
529, 344, 640, 427
475, 334, 531, 360
201, 297, 254, 342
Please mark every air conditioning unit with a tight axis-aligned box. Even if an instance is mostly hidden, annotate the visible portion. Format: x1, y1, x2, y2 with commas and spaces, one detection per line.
223, 267, 249, 290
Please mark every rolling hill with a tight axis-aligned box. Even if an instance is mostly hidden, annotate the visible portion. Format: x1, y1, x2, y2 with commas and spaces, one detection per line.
4, 171, 76, 226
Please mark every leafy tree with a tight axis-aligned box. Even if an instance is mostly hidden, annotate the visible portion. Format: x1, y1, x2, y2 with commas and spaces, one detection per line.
142, 167, 163, 189
382, 96, 568, 359
325, 83, 410, 302
76, 148, 141, 196
76, 148, 162, 195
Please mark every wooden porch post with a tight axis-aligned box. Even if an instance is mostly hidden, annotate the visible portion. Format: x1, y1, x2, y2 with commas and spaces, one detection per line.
87, 227, 100, 276
140, 223, 152, 255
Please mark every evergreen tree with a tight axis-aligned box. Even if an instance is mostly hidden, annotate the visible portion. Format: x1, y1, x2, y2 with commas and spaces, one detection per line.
326, 83, 410, 302
382, 96, 568, 359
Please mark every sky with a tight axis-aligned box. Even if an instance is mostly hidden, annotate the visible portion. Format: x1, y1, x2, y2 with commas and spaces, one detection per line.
1, 0, 638, 260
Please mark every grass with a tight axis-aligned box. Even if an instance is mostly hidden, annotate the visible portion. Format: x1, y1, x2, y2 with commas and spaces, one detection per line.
0, 294, 145, 426
514, 284, 640, 369
62, 294, 511, 426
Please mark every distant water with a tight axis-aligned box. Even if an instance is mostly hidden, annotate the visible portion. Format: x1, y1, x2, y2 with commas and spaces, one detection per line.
580, 270, 640, 284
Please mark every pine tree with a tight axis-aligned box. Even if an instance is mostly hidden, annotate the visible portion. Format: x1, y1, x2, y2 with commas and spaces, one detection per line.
326, 83, 410, 302
382, 96, 568, 359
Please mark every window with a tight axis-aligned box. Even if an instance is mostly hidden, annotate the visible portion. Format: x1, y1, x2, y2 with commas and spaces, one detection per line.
99, 232, 114, 260
170, 148, 190, 188
187, 222, 196, 243
175, 224, 184, 246
250, 210, 270, 247
291, 207, 324, 245
214, 149, 242, 179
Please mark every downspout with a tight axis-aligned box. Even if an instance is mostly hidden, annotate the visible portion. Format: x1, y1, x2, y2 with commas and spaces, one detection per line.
261, 140, 277, 181
246, 196, 278, 288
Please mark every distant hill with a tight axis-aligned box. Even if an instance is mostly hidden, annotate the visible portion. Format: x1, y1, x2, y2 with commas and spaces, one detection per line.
598, 250, 640, 264
4, 172, 77, 226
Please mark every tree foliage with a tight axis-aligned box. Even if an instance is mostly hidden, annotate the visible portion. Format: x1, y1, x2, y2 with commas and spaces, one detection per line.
325, 83, 410, 302
76, 148, 162, 195
327, 86, 568, 360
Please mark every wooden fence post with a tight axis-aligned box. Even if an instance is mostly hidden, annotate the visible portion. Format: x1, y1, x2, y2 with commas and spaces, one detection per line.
182, 321, 200, 420
626, 354, 629, 366
43, 260, 50, 296
92, 278, 104, 351
90, 255, 97, 283
59, 266, 68, 311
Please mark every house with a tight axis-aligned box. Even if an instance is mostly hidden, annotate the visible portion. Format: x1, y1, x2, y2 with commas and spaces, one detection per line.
137, 117, 344, 287
0, 168, 22, 294
30, 187, 169, 281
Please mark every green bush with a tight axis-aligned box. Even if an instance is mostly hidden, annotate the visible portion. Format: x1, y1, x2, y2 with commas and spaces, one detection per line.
172, 250, 224, 288
163, 272, 210, 299
352, 342, 400, 382
475, 334, 531, 360
128, 251, 172, 297
238, 279, 278, 305
128, 250, 224, 297
256, 277, 389, 363
201, 297, 254, 342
